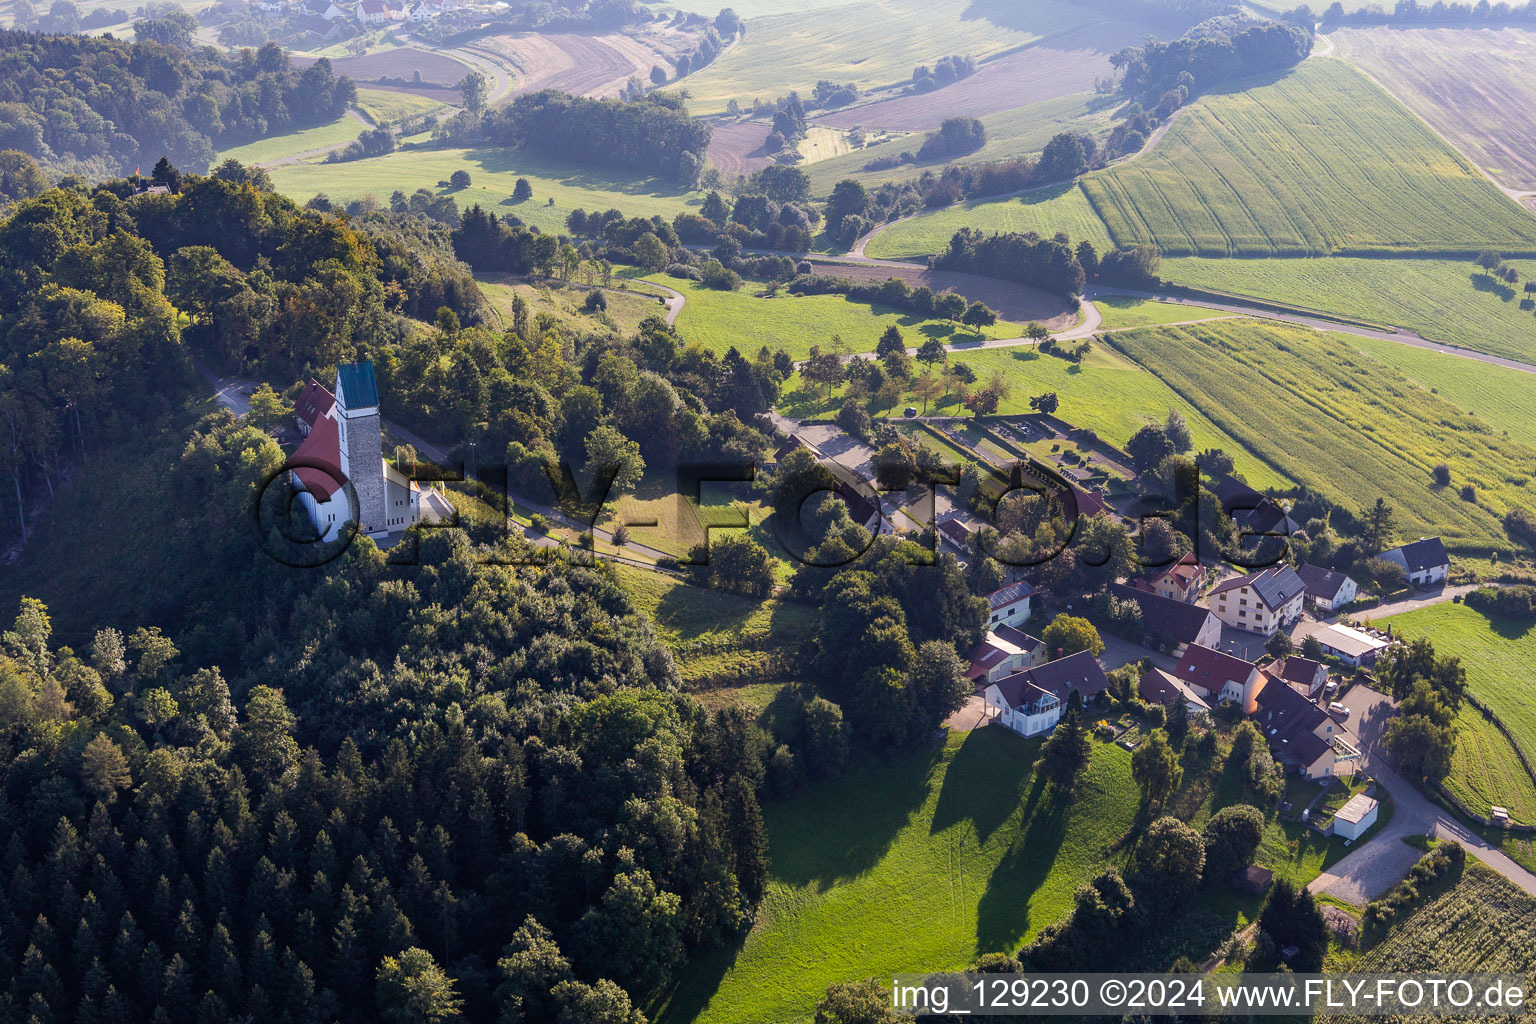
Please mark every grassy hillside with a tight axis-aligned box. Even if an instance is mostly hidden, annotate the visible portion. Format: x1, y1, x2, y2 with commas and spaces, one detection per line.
1161, 256, 1536, 363
1347, 336, 1536, 447
679, 0, 1091, 114
652, 728, 1143, 1024
1081, 60, 1536, 256
267, 146, 701, 235
649, 275, 1033, 358
353, 88, 449, 126
215, 115, 364, 166
477, 276, 672, 335
1095, 296, 1227, 329
864, 182, 1114, 259
1377, 603, 1536, 824
1109, 320, 1536, 551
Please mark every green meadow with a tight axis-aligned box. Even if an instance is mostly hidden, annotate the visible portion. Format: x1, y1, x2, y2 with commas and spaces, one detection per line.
215, 115, 364, 166
1094, 296, 1228, 329
1347, 334, 1536, 446
864, 181, 1113, 259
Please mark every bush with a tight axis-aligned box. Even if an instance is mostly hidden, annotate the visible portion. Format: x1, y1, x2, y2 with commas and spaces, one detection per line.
528, 513, 550, 533
449, 169, 471, 188
666, 263, 703, 281
583, 290, 607, 312
1465, 584, 1536, 619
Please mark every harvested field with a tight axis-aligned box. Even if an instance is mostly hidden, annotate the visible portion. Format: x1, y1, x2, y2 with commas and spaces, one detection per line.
803, 258, 1077, 327
1333, 27, 1536, 192
473, 32, 673, 100
706, 120, 775, 177
813, 27, 1136, 132
292, 47, 472, 89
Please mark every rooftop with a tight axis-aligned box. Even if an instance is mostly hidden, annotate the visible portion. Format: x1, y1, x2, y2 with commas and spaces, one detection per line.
337, 360, 380, 410
1312, 623, 1391, 659
1209, 565, 1306, 610
985, 580, 1034, 610
1297, 563, 1354, 601
1110, 582, 1216, 643
1385, 536, 1449, 572
1334, 792, 1378, 825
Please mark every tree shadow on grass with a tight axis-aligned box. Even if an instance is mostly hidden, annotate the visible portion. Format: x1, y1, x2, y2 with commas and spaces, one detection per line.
1477, 609, 1536, 642
931, 727, 1043, 843
647, 935, 748, 1024
1470, 272, 1516, 302
652, 581, 762, 640
973, 777, 1072, 954
765, 743, 944, 892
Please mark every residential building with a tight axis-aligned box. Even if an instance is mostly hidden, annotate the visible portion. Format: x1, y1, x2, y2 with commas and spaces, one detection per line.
358, 0, 393, 23
1175, 644, 1267, 712
1138, 667, 1211, 715
1310, 623, 1391, 666
1208, 565, 1306, 635
1265, 655, 1329, 697
966, 625, 1045, 685
301, 0, 344, 17
1297, 563, 1358, 612
982, 651, 1111, 738
1251, 676, 1344, 780
1380, 537, 1450, 586
1235, 497, 1302, 538
1332, 793, 1379, 840
1111, 582, 1221, 655
937, 518, 973, 553
983, 581, 1033, 628
1144, 552, 1202, 603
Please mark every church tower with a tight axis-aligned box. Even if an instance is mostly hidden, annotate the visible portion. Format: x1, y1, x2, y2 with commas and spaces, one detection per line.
334, 360, 386, 536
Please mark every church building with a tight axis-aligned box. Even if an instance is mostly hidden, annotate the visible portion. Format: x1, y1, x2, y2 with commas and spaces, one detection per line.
290, 361, 420, 540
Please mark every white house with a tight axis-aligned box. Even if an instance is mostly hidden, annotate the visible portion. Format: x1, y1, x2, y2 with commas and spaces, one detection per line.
982, 581, 1033, 629
1332, 793, 1379, 840
1265, 655, 1329, 698
1252, 675, 1346, 780
357, 0, 393, 23
1208, 565, 1306, 636
1311, 623, 1391, 667
1175, 644, 1266, 713
982, 651, 1111, 738
1297, 563, 1358, 613
1380, 537, 1450, 587
966, 624, 1045, 685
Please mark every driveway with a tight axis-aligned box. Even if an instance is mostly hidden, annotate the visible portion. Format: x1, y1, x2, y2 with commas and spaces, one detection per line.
1358, 583, 1481, 622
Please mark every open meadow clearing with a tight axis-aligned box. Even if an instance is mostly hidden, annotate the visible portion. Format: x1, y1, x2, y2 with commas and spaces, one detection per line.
677, 0, 1094, 114
1094, 296, 1228, 329
801, 259, 1078, 326
352, 87, 449, 126
1108, 320, 1536, 551
864, 181, 1114, 259
267, 146, 700, 234
1376, 603, 1536, 825
477, 276, 672, 335
645, 275, 1035, 358
1347, 335, 1536, 446
651, 728, 1142, 1024
1080, 60, 1536, 257
293, 46, 473, 98
1161, 256, 1536, 362
214, 115, 363, 167
1333, 27, 1536, 192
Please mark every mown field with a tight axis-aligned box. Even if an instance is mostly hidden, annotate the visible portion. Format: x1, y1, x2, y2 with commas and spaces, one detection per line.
1080, 60, 1536, 257
352, 87, 449, 126
1161, 256, 1536, 363
215, 115, 363, 167
647, 275, 1033, 358
1324, 863, 1536, 993
1348, 335, 1536, 447
1333, 26, 1536, 192
652, 729, 1143, 1024
477, 276, 671, 335
678, 0, 1092, 114
777, 336, 1291, 490
1108, 320, 1536, 551
1095, 296, 1228, 329
864, 182, 1114, 259
267, 146, 701, 234
1377, 603, 1536, 824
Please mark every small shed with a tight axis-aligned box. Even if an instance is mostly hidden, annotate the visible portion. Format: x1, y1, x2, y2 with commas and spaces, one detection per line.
1492, 805, 1511, 826
1332, 793, 1379, 840
1232, 864, 1274, 894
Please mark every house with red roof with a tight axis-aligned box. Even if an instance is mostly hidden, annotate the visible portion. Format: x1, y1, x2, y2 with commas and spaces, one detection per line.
982, 651, 1111, 737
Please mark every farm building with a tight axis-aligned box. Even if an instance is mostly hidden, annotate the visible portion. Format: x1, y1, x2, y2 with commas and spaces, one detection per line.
982, 651, 1111, 738
1310, 623, 1391, 666
966, 625, 1045, 685
1232, 865, 1274, 894
1174, 644, 1266, 713
1143, 552, 1203, 603
1209, 565, 1306, 635
983, 581, 1034, 628
1138, 667, 1211, 714
1110, 582, 1221, 655
1297, 563, 1359, 612
1264, 655, 1329, 697
1332, 793, 1379, 840
1379, 537, 1450, 586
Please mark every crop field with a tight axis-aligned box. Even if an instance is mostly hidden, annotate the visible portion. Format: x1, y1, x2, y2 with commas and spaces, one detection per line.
678, 0, 1093, 114
472, 32, 675, 100
706, 120, 776, 178
1347, 335, 1536, 446
295, 46, 473, 88
214, 115, 363, 167
777, 338, 1291, 490
652, 728, 1142, 1024
864, 182, 1114, 259
805, 92, 1117, 193
1334, 27, 1536, 192
1080, 60, 1536, 257
1108, 320, 1536, 550
1326, 864, 1536, 989
802, 259, 1078, 326
267, 146, 700, 235
1377, 603, 1536, 825
1161, 256, 1536, 363
645, 275, 1034, 358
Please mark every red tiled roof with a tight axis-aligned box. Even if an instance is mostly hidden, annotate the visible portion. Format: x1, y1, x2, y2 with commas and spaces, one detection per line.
296, 379, 335, 427
1175, 643, 1258, 696
290, 401, 346, 501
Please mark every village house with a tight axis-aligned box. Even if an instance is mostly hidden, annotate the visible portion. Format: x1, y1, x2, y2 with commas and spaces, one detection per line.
982, 651, 1111, 738
1264, 655, 1329, 698
983, 581, 1033, 628
1138, 666, 1211, 715
1252, 678, 1345, 779
1111, 581, 1221, 655
357, 0, 394, 23
300, 0, 345, 18
1208, 565, 1306, 635
1380, 537, 1450, 587
1310, 623, 1392, 666
1297, 563, 1358, 613
966, 624, 1045, 685
937, 518, 974, 553
1143, 552, 1202, 603
1174, 643, 1267, 712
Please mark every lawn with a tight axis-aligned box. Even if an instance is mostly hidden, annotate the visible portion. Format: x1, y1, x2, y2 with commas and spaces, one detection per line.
1376, 602, 1536, 824
778, 340, 1291, 489
266, 146, 701, 235
1079, 60, 1536, 256
649, 276, 1034, 358
651, 728, 1143, 1024
1094, 295, 1228, 330
1160, 256, 1536, 363
477, 275, 671, 335
215, 115, 364, 166
864, 181, 1114, 260
678, 0, 1092, 114
1108, 320, 1536, 551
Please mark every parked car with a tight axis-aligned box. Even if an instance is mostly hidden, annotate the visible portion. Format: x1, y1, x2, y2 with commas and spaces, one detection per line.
903, 406, 918, 417
1328, 701, 1349, 717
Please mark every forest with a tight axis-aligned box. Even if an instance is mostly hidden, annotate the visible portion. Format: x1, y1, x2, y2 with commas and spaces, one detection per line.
0, 33, 355, 178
